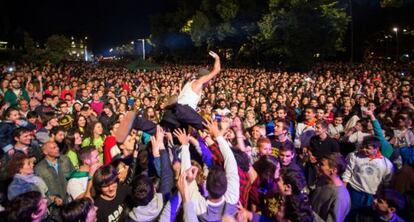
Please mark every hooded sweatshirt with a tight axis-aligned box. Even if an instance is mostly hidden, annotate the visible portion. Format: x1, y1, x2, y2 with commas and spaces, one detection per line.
129, 193, 164, 222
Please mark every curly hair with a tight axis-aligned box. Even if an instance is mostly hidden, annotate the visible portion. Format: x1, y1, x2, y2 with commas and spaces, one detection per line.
284, 194, 314, 222
7, 153, 29, 178
61, 197, 95, 222
6, 191, 43, 222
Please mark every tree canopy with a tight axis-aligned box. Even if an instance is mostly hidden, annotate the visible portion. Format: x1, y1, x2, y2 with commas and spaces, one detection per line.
150, 0, 349, 69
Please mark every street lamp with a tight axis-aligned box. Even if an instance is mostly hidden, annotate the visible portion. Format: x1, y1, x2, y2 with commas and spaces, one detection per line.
137, 39, 145, 60
393, 27, 399, 61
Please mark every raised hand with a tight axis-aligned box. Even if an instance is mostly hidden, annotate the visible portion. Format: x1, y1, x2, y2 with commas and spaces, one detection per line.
173, 128, 190, 146
185, 166, 199, 183
155, 125, 165, 148
188, 135, 199, 147
165, 131, 174, 145
208, 51, 220, 60
150, 136, 160, 157
203, 119, 223, 138
236, 201, 252, 222
177, 171, 190, 202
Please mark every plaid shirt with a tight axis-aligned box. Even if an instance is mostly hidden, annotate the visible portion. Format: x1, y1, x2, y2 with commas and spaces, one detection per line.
208, 142, 250, 207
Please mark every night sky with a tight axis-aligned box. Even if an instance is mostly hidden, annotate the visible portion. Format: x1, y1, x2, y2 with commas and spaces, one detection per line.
0, 0, 175, 54
1, 0, 414, 55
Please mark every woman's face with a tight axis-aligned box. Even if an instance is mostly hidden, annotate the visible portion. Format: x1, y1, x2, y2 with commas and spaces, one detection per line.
251, 126, 262, 139
1, 79, 9, 89
20, 158, 34, 175
355, 122, 362, 132
120, 96, 127, 104
74, 132, 82, 145
94, 123, 103, 135
246, 111, 255, 119
225, 129, 236, 141
119, 103, 126, 112
78, 117, 86, 127
74, 103, 82, 112
117, 162, 129, 182
277, 176, 290, 196
27, 82, 34, 91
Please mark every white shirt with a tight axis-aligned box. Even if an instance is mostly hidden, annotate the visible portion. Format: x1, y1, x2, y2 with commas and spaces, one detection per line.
342, 152, 393, 194
177, 81, 201, 110
67, 176, 88, 200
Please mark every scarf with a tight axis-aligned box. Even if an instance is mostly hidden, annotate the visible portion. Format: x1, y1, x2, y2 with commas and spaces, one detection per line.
369, 150, 383, 161
15, 173, 48, 197
305, 118, 317, 127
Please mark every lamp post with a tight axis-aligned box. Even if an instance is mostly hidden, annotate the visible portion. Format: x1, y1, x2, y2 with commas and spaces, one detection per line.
393, 27, 399, 61
349, 0, 354, 63
137, 39, 145, 60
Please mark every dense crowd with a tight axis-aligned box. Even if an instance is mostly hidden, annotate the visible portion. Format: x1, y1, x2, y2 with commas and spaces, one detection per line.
0, 54, 413, 222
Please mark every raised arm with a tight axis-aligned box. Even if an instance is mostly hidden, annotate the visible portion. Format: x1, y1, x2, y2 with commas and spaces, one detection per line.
175, 128, 208, 215
192, 51, 221, 92
204, 120, 240, 205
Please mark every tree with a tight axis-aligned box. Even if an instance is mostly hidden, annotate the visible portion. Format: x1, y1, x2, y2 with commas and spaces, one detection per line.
22, 32, 45, 63
22, 33, 70, 64
256, 0, 349, 69
44, 35, 71, 64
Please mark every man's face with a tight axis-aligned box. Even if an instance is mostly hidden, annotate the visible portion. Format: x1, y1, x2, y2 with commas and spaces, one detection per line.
316, 109, 325, 120
54, 131, 65, 143
28, 117, 37, 125
343, 103, 352, 112
101, 181, 118, 199
8, 110, 20, 122
373, 198, 391, 216
86, 150, 100, 166
16, 132, 32, 146
44, 142, 60, 158
59, 103, 69, 114
219, 101, 226, 109
325, 103, 333, 112
305, 109, 316, 120
315, 124, 327, 136
50, 117, 59, 127
276, 110, 286, 119
279, 150, 294, 166
82, 90, 89, 97
230, 106, 238, 115
11, 80, 20, 89
317, 159, 333, 178
19, 100, 29, 111
334, 117, 343, 126
238, 109, 245, 118
359, 145, 377, 157
274, 122, 286, 136
44, 98, 53, 106
258, 142, 272, 156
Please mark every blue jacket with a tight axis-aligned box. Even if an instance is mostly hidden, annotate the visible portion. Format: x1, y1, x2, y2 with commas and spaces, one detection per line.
8, 176, 41, 200
0, 120, 35, 153
0, 121, 18, 153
